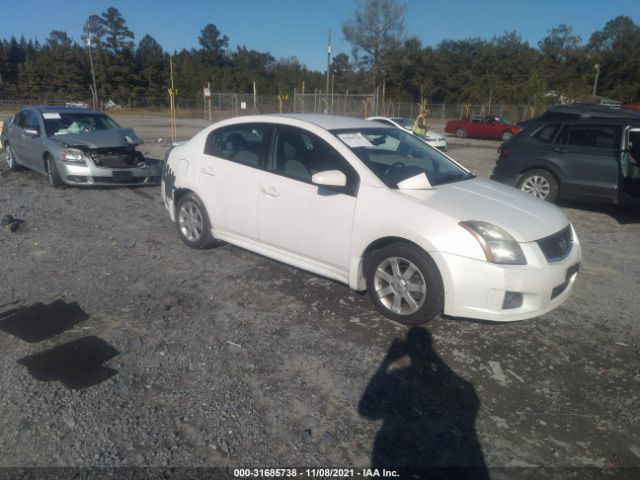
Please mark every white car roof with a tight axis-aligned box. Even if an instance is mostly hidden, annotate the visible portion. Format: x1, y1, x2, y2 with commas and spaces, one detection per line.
220, 113, 384, 131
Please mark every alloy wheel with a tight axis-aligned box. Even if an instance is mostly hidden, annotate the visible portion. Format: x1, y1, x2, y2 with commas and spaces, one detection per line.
178, 201, 204, 242
521, 175, 550, 199
373, 256, 427, 315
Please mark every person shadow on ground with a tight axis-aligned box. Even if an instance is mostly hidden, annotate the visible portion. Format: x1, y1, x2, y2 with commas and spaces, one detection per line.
358, 327, 489, 479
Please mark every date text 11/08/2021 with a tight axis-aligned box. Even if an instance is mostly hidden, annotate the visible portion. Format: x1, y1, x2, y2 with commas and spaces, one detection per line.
233, 468, 399, 478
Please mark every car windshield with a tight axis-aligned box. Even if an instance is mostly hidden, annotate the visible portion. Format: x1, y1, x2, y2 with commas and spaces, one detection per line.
497, 117, 514, 125
43, 113, 120, 137
333, 127, 473, 188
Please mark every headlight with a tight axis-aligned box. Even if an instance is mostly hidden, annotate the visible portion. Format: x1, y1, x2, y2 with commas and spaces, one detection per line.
60, 148, 86, 163
459, 221, 527, 265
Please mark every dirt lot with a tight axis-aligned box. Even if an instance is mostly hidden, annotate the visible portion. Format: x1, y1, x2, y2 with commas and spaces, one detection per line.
0, 113, 639, 478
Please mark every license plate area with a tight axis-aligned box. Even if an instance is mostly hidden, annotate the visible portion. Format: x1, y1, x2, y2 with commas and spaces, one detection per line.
112, 170, 133, 181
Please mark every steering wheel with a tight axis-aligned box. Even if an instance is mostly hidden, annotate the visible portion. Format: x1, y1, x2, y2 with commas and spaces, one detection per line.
384, 161, 406, 177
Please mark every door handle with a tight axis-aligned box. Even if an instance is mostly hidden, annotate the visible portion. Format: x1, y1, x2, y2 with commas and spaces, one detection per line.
261, 186, 280, 197
200, 167, 216, 176
553, 148, 567, 153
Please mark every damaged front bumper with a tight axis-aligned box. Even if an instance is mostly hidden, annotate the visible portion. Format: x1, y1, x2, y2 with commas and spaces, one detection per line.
58, 158, 162, 186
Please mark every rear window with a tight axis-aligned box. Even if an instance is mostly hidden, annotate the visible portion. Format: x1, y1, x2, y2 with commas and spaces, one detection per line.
533, 124, 560, 143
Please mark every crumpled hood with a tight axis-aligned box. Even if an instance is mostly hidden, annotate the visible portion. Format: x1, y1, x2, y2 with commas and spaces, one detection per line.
399, 177, 570, 242
51, 128, 143, 149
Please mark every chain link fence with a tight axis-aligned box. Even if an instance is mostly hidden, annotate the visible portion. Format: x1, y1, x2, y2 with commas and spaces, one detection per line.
0, 89, 542, 125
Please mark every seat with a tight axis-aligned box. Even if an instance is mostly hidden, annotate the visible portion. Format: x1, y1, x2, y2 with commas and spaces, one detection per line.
278, 135, 311, 181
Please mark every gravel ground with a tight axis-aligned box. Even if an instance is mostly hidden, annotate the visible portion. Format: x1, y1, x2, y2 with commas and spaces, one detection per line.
0, 113, 639, 478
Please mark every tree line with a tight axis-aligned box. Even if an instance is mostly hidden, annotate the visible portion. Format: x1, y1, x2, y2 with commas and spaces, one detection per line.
0, 4, 638, 109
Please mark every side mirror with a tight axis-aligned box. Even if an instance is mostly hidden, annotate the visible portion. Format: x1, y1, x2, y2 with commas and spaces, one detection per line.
311, 170, 347, 187
24, 127, 39, 137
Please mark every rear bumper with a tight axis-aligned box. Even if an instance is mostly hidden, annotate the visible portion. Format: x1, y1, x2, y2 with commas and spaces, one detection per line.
490, 172, 520, 187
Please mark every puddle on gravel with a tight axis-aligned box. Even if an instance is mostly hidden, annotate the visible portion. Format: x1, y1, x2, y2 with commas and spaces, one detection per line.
18, 336, 119, 390
0, 300, 89, 343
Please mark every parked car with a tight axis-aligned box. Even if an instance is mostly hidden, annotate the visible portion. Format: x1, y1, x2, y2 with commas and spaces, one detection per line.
1, 105, 161, 187
491, 104, 640, 204
445, 115, 523, 142
162, 114, 580, 325
366, 116, 447, 150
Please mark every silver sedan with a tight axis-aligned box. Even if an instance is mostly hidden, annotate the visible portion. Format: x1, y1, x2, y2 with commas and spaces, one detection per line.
1, 105, 161, 187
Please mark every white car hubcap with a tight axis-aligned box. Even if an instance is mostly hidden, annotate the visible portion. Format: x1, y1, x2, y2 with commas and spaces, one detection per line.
374, 256, 427, 315
178, 202, 204, 242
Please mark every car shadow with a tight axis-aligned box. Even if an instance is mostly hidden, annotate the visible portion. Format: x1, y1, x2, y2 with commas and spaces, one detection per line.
358, 327, 488, 478
559, 200, 640, 225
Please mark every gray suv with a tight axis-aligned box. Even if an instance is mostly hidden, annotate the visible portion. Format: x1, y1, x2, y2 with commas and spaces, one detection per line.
491, 105, 640, 205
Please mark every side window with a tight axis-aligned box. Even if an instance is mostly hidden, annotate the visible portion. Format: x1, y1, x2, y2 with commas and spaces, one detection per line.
555, 125, 570, 145
13, 111, 26, 128
566, 125, 621, 149
204, 124, 267, 167
533, 124, 560, 143
24, 111, 40, 131
269, 127, 358, 192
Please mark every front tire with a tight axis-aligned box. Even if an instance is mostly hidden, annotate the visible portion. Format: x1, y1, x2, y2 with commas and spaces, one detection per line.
518, 169, 559, 203
366, 243, 444, 325
46, 154, 64, 188
456, 128, 467, 138
4, 144, 21, 171
175, 193, 215, 249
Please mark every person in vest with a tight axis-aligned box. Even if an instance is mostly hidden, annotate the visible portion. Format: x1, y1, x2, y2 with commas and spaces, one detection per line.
412, 109, 429, 137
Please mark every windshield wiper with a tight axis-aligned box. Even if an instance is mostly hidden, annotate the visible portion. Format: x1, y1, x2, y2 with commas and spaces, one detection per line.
435, 172, 475, 185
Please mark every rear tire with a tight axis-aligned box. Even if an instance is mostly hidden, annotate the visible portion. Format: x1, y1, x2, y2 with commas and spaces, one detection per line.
456, 128, 467, 138
366, 242, 444, 325
518, 169, 559, 203
175, 193, 215, 249
46, 154, 64, 188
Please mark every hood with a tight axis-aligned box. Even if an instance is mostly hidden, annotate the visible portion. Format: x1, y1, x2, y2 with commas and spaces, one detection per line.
51, 128, 143, 149
399, 177, 569, 242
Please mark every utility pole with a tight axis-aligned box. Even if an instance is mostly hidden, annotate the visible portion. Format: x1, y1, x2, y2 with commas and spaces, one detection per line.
326, 29, 331, 101
592, 64, 601, 97
85, 25, 98, 109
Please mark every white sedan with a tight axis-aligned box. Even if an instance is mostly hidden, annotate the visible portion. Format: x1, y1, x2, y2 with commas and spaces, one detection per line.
367, 116, 447, 150
162, 114, 580, 325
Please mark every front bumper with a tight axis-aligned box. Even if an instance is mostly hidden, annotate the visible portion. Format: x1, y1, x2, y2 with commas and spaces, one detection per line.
57, 160, 162, 186
432, 234, 582, 322
426, 139, 447, 151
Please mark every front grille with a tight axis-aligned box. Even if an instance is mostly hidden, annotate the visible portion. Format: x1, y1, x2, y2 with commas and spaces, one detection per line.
89, 148, 140, 168
537, 225, 573, 262
91, 176, 147, 184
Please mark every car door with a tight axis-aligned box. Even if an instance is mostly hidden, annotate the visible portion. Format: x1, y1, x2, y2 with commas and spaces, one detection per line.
198, 123, 268, 240
21, 110, 45, 170
257, 126, 359, 274
554, 124, 621, 202
466, 117, 484, 138
8, 110, 30, 166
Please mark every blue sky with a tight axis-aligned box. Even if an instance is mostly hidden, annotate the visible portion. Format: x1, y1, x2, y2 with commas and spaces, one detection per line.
3, 0, 639, 71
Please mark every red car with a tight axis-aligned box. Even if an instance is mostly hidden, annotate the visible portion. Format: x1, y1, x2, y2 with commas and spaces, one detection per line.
445, 115, 523, 142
